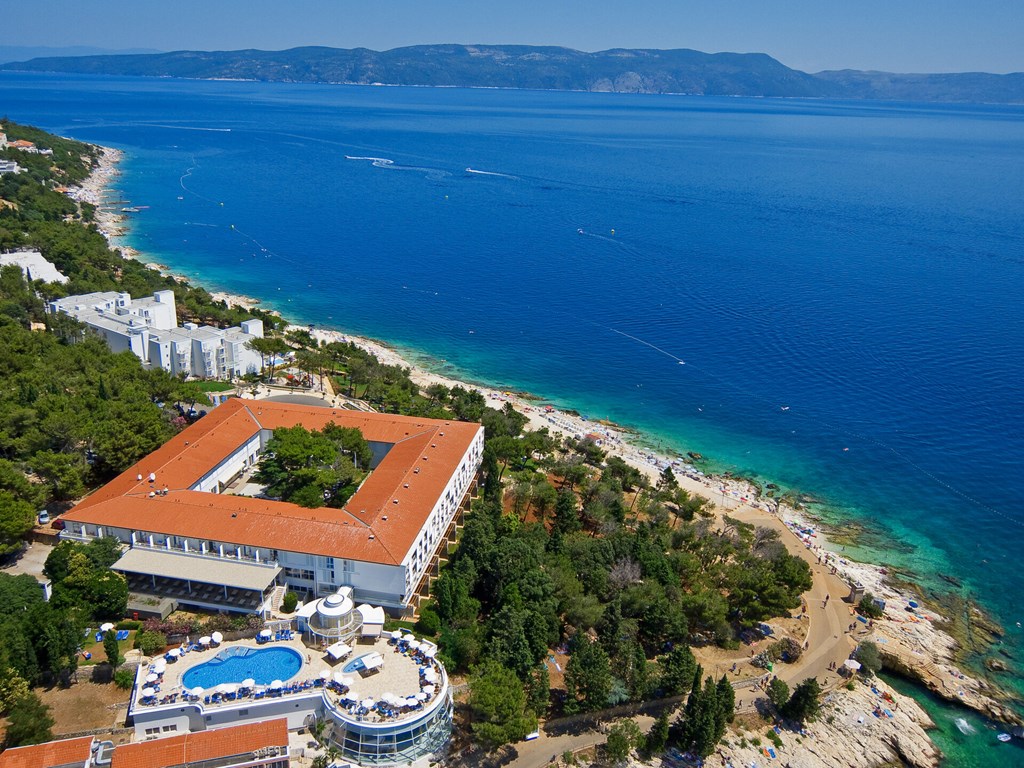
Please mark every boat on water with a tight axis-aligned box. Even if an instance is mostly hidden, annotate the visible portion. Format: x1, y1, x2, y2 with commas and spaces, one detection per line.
997, 733, 1012, 742
120, 206, 140, 213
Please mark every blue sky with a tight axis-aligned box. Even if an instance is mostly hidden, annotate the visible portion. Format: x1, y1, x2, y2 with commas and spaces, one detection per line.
3, 0, 1022, 73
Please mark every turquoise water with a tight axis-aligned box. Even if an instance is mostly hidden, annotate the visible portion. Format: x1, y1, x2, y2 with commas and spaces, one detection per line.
2, 73, 1023, 764
882, 673, 1024, 767
181, 646, 302, 688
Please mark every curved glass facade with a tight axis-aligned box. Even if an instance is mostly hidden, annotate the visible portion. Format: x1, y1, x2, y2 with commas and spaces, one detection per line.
326, 690, 452, 766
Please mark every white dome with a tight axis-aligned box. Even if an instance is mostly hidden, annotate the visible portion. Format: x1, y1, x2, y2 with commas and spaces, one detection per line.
318, 590, 354, 619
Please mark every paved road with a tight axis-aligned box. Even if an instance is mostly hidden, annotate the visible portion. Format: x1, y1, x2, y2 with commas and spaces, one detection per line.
507, 715, 655, 768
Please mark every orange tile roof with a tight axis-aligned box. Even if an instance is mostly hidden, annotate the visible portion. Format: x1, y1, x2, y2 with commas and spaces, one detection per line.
0, 736, 93, 768
111, 719, 288, 768
65, 398, 482, 566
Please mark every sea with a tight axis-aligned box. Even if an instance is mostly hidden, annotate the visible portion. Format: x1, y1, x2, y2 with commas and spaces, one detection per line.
2, 72, 1022, 766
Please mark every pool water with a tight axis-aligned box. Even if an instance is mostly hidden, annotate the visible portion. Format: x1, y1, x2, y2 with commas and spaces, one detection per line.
181, 646, 303, 689
342, 654, 371, 674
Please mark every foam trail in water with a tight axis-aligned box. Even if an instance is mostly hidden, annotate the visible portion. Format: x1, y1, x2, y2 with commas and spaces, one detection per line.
346, 155, 450, 180
345, 156, 395, 168
179, 157, 221, 206
142, 124, 232, 132
465, 168, 519, 180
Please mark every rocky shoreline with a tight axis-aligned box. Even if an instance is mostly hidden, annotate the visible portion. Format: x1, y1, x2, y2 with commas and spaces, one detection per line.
74, 141, 1020, 766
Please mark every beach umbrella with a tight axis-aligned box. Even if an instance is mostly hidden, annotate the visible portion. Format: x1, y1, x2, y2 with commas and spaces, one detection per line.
423, 684, 435, 695
153, 660, 166, 672
360, 698, 375, 709
320, 669, 331, 680
422, 647, 436, 659
100, 622, 115, 632
198, 636, 212, 645
402, 634, 415, 643
211, 631, 223, 644
390, 630, 402, 640
843, 659, 862, 672
416, 692, 428, 701
166, 647, 181, 658
145, 673, 158, 683
141, 687, 155, 698
269, 679, 283, 689
241, 678, 255, 689
191, 687, 204, 698
408, 640, 421, 651
405, 697, 418, 707
423, 669, 437, 682
259, 629, 273, 638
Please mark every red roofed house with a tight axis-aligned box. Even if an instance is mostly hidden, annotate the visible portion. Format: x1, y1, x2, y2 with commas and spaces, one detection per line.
0, 736, 95, 768
60, 398, 483, 616
0, 721, 289, 768
111, 719, 289, 768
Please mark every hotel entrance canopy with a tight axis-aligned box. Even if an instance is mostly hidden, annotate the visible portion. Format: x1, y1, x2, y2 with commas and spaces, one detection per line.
113, 548, 282, 592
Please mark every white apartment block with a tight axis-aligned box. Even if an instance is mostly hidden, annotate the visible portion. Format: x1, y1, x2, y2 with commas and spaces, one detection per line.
49, 290, 264, 379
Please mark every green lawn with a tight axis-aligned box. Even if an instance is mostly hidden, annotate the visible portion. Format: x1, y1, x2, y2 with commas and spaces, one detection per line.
79, 629, 136, 666
194, 381, 236, 393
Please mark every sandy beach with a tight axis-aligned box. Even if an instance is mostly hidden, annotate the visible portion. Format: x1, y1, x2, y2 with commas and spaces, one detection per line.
71, 141, 1021, 764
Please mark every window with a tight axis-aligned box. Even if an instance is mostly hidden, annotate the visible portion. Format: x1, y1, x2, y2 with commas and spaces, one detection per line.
162, 724, 177, 732
145, 727, 159, 736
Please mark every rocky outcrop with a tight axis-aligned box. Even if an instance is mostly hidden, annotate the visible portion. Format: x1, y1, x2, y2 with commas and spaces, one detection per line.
706, 679, 939, 768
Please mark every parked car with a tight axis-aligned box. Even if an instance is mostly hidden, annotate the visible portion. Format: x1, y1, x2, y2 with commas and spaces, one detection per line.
37, 510, 49, 525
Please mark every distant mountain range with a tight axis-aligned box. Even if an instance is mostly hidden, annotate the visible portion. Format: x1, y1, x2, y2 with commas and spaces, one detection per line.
3, 44, 1022, 103
0, 45, 162, 64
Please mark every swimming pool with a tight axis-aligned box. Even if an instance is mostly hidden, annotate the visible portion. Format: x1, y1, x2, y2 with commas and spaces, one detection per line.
342, 654, 372, 674
181, 646, 303, 689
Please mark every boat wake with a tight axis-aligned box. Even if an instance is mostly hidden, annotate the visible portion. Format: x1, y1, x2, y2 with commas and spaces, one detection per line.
954, 717, 976, 735
466, 168, 519, 180
345, 156, 395, 168
346, 155, 450, 180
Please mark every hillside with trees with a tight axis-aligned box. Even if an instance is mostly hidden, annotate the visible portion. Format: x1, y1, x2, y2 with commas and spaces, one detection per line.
0, 120, 818, 756
5, 45, 1023, 103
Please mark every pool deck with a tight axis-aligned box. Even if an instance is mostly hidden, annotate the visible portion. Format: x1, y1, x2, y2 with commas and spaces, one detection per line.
133, 635, 316, 710
131, 636, 445, 722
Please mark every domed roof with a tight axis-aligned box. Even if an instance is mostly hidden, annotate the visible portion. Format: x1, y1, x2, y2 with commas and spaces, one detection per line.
317, 588, 354, 619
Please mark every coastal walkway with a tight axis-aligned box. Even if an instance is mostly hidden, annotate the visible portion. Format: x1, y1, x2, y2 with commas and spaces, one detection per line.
723, 503, 862, 712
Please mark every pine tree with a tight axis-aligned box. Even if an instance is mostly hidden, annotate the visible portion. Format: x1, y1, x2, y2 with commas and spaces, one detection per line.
782, 677, 822, 724
645, 711, 670, 756
103, 628, 120, 668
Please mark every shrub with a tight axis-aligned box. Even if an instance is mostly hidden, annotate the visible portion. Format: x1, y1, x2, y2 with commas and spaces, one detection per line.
858, 594, 884, 619
281, 591, 299, 613
856, 641, 883, 676
116, 620, 142, 630
414, 606, 441, 637
135, 631, 167, 656
113, 668, 135, 689
766, 729, 783, 748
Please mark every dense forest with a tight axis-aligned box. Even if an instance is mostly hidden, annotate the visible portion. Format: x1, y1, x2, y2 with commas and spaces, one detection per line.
0, 121, 818, 755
